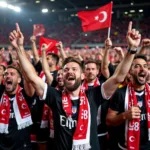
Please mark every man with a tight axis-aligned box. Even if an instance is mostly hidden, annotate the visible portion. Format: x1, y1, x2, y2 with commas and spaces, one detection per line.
83, 59, 109, 150
107, 54, 150, 150
9, 22, 141, 150
0, 65, 34, 150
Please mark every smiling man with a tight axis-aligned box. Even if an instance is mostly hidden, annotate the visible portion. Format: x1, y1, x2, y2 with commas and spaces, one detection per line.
107, 55, 150, 150
9, 22, 141, 150
0, 66, 34, 150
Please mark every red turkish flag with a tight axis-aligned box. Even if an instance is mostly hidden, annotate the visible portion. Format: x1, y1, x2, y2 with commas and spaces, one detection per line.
39, 37, 58, 56
78, 2, 113, 32
33, 24, 45, 37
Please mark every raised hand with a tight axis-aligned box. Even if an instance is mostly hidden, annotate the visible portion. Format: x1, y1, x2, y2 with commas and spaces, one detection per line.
126, 21, 141, 50
56, 41, 63, 51
141, 38, 150, 48
41, 43, 50, 52
113, 47, 124, 58
105, 38, 112, 49
9, 23, 24, 49
30, 35, 36, 43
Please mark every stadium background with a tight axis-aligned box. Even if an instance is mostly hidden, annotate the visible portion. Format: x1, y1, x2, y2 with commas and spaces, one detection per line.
0, 0, 149, 49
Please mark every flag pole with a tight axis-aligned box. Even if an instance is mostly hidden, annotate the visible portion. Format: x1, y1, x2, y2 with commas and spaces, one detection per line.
107, 27, 111, 38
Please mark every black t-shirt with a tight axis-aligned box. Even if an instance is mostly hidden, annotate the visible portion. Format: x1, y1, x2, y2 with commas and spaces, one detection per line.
0, 85, 32, 150
34, 60, 58, 87
88, 83, 109, 135
43, 84, 108, 150
110, 85, 150, 150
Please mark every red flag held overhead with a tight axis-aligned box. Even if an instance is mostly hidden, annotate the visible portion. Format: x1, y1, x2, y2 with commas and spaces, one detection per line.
78, 2, 113, 32
33, 24, 45, 37
39, 37, 58, 55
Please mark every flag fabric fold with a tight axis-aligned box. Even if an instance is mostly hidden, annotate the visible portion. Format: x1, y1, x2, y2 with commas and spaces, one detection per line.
39, 37, 58, 55
33, 24, 45, 37
78, 2, 113, 32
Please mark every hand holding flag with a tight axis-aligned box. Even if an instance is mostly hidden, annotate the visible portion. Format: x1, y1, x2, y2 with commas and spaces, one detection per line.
33, 24, 45, 37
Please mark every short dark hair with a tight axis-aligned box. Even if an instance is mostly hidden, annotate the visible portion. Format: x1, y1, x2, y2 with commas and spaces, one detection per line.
6, 65, 21, 77
84, 59, 100, 70
63, 57, 83, 71
134, 54, 147, 62
0, 65, 6, 71
47, 53, 59, 65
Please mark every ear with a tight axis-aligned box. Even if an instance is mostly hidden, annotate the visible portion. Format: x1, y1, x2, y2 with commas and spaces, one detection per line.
18, 77, 21, 84
81, 73, 85, 80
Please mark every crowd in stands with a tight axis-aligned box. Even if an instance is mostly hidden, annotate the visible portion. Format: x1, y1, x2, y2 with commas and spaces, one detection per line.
0, 17, 150, 47
0, 16, 149, 150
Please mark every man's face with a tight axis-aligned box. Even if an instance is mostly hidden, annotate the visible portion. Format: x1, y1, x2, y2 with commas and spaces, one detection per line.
84, 63, 99, 82
46, 55, 55, 67
130, 58, 149, 85
56, 69, 64, 87
63, 62, 84, 91
4, 68, 21, 93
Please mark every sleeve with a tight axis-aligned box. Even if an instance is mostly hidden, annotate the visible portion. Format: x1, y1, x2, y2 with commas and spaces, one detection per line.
7, 53, 13, 65
88, 85, 108, 107
108, 63, 115, 77
40, 83, 61, 108
34, 60, 42, 75
109, 88, 125, 113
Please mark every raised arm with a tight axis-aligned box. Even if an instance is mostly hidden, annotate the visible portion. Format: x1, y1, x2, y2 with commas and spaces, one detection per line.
101, 38, 112, 79
30, 35, 40, 65
56, 41, 67, 61
9, 23, 45, 97
103, 21, 141, 98
41, 44, 53, 85
138, 38, 150, 55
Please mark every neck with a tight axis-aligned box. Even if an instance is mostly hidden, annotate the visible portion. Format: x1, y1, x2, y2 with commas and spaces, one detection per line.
49, 65, 56, 72
67, 86, 81, 97
87, 78, 96, 84
132, 83, 145, 91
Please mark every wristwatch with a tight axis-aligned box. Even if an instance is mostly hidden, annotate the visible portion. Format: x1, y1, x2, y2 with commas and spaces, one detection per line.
127, 48, 137, 54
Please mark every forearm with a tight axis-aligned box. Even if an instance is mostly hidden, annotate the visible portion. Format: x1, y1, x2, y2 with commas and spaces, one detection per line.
101, 48, 110, 78
42, 51, 53, 85
32, 42, 40, 64
138, 47, 147, 55
59, 48, 67, 61
16, 46, 38, 82
114, 52, 135, 83
106, 112, 126, 126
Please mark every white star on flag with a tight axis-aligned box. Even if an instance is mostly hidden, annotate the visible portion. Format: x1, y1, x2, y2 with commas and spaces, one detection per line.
95, 16, 99, 20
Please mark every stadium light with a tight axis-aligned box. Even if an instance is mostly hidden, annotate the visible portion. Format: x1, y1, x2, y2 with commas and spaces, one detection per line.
139, 9, 143, 13
130, 2, 134, 5
52, 9, 55, 12
124, 12, 128, 15
42, 8, 48, 13
65, 8, 67, 11
85, 6, 88, 9
130, 10, 135, 13
50, 0, 55, 1
36, 1, 40, 3
0, 1, 7, 8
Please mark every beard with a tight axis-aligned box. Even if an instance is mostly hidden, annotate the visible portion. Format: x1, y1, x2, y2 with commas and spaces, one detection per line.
132, 74, 148, 86
5, 82, 17, 93
64, 77, 81, 92
87, 73, 97, 82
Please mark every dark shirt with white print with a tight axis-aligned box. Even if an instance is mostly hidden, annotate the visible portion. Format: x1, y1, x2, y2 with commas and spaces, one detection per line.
110, 85, 150, 150
42, 84, 109, 150
0, 85, 32, 150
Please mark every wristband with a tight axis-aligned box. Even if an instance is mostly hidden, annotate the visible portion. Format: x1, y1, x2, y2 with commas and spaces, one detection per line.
128, 48, 137, 54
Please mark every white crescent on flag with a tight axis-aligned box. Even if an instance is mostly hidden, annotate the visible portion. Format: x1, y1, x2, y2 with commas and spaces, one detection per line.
1, 109, 6, 115
99, 11, 107, 22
